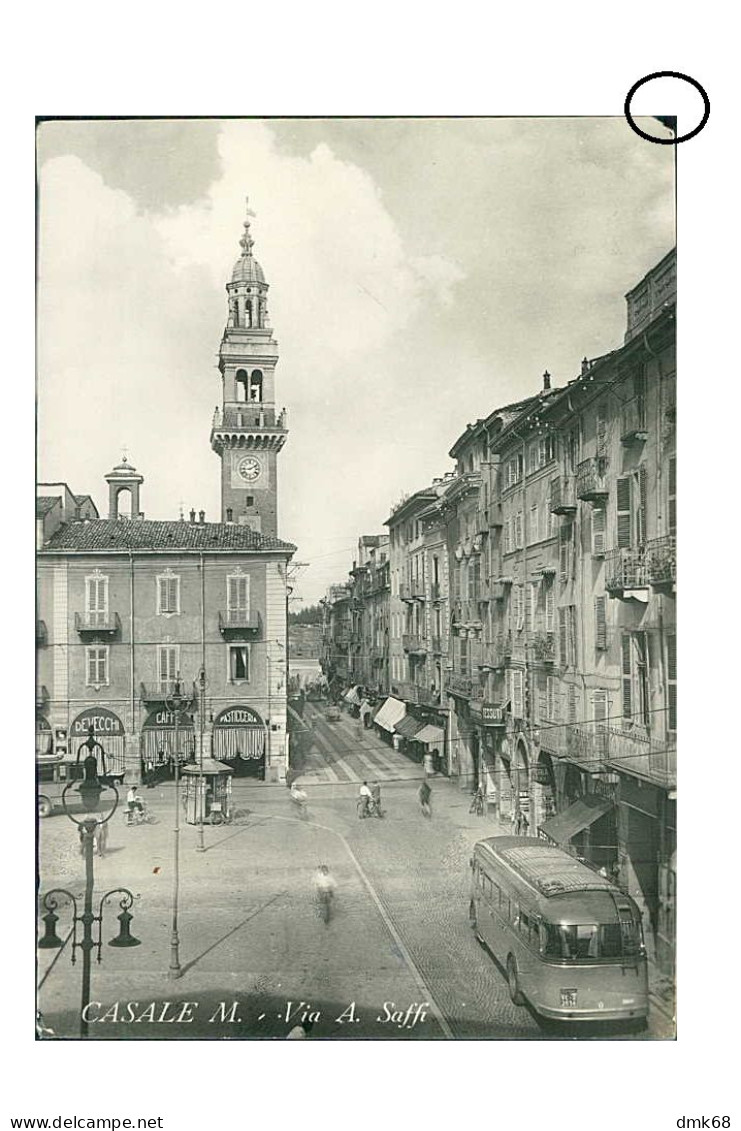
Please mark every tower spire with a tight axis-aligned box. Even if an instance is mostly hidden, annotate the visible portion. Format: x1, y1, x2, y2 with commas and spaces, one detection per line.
239, 196, 256, 257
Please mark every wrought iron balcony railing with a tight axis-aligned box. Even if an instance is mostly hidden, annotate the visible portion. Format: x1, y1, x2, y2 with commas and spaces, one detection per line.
530, 631, 556, 663
75, 611, 122, 636
396, 681, 441, 707
218, 609, 262, 636
605, 547, 648, 593
604, 725, 676, 789
400, 579, 426, 601
576, 457, 609, 502
621, 398, 648, 443
646, 535, 676, 587
549, 476, 577, 515
566, 725, 608, 770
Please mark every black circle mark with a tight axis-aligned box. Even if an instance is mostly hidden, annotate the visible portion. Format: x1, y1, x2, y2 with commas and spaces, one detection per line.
624, 71, 709, 144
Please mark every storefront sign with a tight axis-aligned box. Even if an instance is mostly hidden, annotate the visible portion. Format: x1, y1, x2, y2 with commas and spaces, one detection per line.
71, 707, 125, 737
214, 706, 264, 728
481, 702, 505, 725
143, 708, 194, 729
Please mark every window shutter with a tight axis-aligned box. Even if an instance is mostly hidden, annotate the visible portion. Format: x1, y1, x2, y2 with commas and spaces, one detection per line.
668, 457, 677, 537
568, 683, 577, 724
545, 586, 555, 633
517, 586, 524, 631
530, 504, 538, 544
596, 401, 608, 454
559, 526, 569, 582
558, 607, 567, 665
667, 634, 677, 731
637, 465, 648, 544
616, 477, 632, 549
595, 596, 607, 650
592, 507, 606, 556
513, 670, 524, 718
538, 673, 546, 721
621, 635, 633, 720
159, 577, 168, 612
169, 578, 179, 612
87, 648, 96, 684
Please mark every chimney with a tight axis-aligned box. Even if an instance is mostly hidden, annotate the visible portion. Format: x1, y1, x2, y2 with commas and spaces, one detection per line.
198, 510, 205, 524
581, 356, 589, 375
543, 370, 551, 391
189, 509, 196, 524
226, 508, 233, 523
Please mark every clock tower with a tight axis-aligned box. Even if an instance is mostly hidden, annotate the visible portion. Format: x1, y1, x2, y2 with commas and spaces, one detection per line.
210, 199, 288, 536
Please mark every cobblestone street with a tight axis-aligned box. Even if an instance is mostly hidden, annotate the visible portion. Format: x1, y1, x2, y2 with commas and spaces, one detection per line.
37, 709, 672, 1040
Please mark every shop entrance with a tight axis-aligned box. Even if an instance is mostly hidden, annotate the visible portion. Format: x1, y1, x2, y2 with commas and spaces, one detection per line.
70, 707, 126, 774
213, 705, 267, 779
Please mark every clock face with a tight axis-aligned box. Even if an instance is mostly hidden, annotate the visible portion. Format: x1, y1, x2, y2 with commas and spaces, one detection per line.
237, 456, 262, 482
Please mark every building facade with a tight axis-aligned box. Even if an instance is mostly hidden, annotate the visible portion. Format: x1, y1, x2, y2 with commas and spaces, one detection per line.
37, 207, 296, 784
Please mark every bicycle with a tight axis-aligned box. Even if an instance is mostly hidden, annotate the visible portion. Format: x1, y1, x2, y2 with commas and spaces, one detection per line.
469, 787, 485, 816
123, 804, 156, 826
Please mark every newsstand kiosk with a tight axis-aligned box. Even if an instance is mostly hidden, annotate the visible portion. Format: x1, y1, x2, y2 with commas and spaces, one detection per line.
182, 757, 233, 825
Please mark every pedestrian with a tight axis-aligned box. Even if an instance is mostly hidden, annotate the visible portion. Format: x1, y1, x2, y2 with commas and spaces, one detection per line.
313, 864, 337, 923
286, 1019, 314, 1039
418, 778, 432, 818
358, 781, 373, 818
519, 810, 529, 836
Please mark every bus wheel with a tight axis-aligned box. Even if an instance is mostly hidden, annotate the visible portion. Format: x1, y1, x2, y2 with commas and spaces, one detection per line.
507, 956, 525, 1005
38, 797, 52, 819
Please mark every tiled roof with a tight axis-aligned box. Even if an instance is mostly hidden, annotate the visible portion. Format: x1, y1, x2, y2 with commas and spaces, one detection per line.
36, 496, 61, 517
40, 519, 296, 554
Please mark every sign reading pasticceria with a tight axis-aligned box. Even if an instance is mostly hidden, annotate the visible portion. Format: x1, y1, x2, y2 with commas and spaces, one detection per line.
70, 707, 125, 737
214, 706, 263, 728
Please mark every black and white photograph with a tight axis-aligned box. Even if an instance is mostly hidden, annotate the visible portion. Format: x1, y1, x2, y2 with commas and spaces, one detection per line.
34, 115, 680, 1044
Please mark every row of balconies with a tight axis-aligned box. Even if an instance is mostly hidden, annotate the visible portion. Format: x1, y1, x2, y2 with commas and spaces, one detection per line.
69, 610, 263, 640
540, 721, 675, 789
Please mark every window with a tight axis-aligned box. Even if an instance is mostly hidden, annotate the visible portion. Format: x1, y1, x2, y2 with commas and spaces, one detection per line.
539, 434, 556, 467
545, 675, 558, 721
616, 476, 632, 548
227, 573, 250, 617
558, 607, 567, 666
667, 635, 677, 732
568, 606, 578, 669
595, 596, 608, 651
86, 645, 108, 687
158, 645, 179, 693
514, 512, 524, 549
513, 586, 524, 632
529, 503, 539, 544
596, 401, 608, 456
668, 457, 676, 537
559, 523, 573, 583
635, 465, 648, 545
621, 632, 650, 729
85, 573, 109, 626
544, 585, 555, 633
503, 518, 511, 555
592, 507, 606, 557
592, 689, 608, 731
157, 573, 180, 616
229, 645, 250, 683
528, 582, 539, 632
460, 635, 469, 676
567, 684, 577, 725
510, 669, 524, 718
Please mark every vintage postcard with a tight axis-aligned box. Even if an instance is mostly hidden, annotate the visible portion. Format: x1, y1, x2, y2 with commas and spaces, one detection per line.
35, 115, 677, 1044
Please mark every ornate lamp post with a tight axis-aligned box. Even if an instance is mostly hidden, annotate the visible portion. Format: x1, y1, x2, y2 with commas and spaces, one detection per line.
38, 729, 140, 1039
196, 666, 206, 852
164, 674, 194, 978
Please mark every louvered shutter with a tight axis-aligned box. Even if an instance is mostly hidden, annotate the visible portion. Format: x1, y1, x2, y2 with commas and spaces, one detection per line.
616, 477, 632, 548
538, 673, 546, 721
668, 457, 676, 537
545, 586, 555, 633
592, 507, 606, 556
517, 586, 524, 631
512, 670, 524, 718
559, 526, 569, 582
558, 608, 567, 665
568, 683, 577, 724
595, 596, 607, 650
667, 634, 677, 731
593, 689, 608, 725
596, 401, 608, 455
621, 635, 633, 720
637, 465, 648, 544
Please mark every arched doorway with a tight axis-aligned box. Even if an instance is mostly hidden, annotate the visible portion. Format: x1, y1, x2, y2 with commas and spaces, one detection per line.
70, 707, 126, 774
141, 706, 196, 779
213, 705, 266, 779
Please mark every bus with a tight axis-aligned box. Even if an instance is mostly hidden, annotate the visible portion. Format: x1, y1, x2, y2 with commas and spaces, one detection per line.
469, 836, 648, 1024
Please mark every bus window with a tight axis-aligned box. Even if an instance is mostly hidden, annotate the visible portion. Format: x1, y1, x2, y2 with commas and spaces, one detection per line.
542, 920, 637, 960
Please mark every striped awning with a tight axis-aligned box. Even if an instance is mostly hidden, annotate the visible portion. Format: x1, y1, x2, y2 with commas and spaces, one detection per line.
394, 714, 425, 740
344, 686, 362, 705
213, 726, 265, 761
414, 724, 444, 746
373, 696, 406, 732
142, 727, 195, 761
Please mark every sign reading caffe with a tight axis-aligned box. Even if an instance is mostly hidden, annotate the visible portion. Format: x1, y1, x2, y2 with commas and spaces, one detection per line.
71, 707, 125, 737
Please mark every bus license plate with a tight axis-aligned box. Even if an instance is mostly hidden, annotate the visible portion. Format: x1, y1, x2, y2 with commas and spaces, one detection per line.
560, 989, 578, 1007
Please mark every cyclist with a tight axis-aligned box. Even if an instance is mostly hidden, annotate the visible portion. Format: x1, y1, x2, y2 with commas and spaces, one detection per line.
127, 785, 145, 821
313, 864, 337, 923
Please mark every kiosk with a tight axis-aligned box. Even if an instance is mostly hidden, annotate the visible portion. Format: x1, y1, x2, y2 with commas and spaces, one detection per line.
182, 757, 233, 825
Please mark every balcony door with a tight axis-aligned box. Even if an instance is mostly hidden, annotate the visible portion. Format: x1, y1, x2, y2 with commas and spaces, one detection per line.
86, 574, 108, 627
227, 574, 250, 626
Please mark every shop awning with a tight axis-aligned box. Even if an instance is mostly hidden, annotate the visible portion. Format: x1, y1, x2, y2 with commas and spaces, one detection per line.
414, 724, 444, 746
344, 686, 362, 705
395, 714, 425, 740
540, 794, 613, 845
373, 696, 406, 732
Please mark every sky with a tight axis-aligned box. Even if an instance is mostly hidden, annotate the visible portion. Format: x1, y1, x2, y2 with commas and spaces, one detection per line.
37, 117, 675, 606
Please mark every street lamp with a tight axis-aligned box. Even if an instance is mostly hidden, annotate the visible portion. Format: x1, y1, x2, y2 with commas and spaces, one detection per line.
38, 728, 140, 1039
164, 674, 194, 978
196, 666, 206, 852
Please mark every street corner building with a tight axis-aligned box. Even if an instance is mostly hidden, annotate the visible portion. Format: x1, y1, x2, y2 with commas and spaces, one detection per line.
36, 206, 296, 789
321, 249, 676, 974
